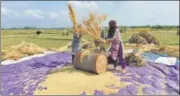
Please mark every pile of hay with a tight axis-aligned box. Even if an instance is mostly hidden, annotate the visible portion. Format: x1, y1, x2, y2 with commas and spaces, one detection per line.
129, 31, 159, 45
16, 42, 45, 55
2, 42, 45, 60
125, 49, 145, 66
129, 34, 148, 44
2, 49, 24, 60
139, 31, 159, 45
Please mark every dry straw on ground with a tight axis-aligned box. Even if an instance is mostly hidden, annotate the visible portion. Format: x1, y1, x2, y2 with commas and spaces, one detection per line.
16, 42, 45, 55
2, 41, 45, 60
125, 49, 145, 66
150, 45, 179, 58
2, 49, 24, 60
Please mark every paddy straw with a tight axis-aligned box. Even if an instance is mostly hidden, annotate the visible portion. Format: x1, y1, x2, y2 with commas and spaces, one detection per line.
2, 41, 45, 60
68, 4, 78, 33
68, 4, 107, 44
81, 12, 107, 42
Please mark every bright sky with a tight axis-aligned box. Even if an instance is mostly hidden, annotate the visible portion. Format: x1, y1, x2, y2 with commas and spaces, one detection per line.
1, 1, 179, 28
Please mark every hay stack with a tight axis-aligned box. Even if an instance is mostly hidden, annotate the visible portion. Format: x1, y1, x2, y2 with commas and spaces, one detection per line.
125, 49, 145, 66
129, 34, 148, 44
129, 31, 159, 45
139, 31, 159, 45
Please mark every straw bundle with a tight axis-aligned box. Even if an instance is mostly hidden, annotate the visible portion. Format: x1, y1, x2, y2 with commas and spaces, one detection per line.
125, 49, 145, 66
68, 4, 108, 73
68, 4, 107, 44
81, 12, 107, 43
68, 4, 78, 32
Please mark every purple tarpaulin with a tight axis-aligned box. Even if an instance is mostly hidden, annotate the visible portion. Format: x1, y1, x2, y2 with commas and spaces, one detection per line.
1, 52, 72, 96
1, 52, 179, 95
110, 62, 179, 95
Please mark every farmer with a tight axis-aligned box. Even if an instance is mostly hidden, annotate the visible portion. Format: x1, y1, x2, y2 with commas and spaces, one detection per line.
106, 20, 126, 71
71, 24, 83, 64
